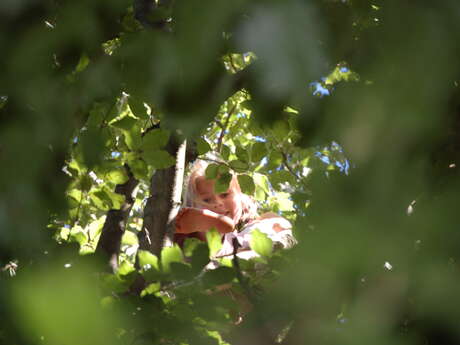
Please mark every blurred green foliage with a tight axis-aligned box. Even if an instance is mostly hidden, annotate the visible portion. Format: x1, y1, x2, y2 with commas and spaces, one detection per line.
1, 0, 460, 344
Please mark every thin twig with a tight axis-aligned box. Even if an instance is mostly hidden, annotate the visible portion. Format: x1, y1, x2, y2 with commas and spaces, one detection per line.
280, 151, 299, 180
228, 53, 237, 73
232, 238, 256, 304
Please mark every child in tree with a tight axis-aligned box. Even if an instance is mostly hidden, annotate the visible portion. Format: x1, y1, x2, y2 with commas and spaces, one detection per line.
174, 160, 295, 258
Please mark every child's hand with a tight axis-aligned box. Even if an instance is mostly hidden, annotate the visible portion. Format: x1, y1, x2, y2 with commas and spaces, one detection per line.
175, 207, 235, 234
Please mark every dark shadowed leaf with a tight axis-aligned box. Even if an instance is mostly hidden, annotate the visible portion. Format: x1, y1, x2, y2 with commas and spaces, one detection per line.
197, 137, 212, 155
237, 174, 255, 195
202, 266, 235, 286
215, 172, 232, 194
190, 242, 210, 273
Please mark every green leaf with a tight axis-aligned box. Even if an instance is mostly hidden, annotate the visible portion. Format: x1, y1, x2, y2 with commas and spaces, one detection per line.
140, 283, 161, 297
106, 168, 129, 184
90, 190, 111, 210
67, 189, 83, 203
142, 149, 176, 169
183, 238, 201, 257
214, 172, 232, 194
68, 158, 86, 175
110, 116, 142, 150
69, 225, 87, 246
254, 173, 270, 194
140, 129, 170, 151
110, 116, 138, 132
202, 267, 235, 286
79, 175, 93, 192
197, 137, 211, 155
190, 243, 210, 273
229, 160, 249, 172
138, 250, 160, 271
251, 142, 267, 163
170, 262, 194, 280
87, 216, 106, 240
125, 153, 148, 180
273, 120, 289, 138
237, 174, 255, 195
86, 102, 109, 128
161, 245, 184, 273
274, 192, 294, 211
236, 145, 249, 162
117, 261, 135, 276
206, 228, 222, 256
249, 229, 273, 257
205, 163, 220, 180
102, 273, 130, 294
270, 170, 295, 190
267, 151, 283, 169
78, 126, 107, 168
129, 97, 149, 119
218, 164, 230, 175
121, 231, 138, 246
221, 145, 231, 160
103, 189, 126, 209
75, 53, 90, 73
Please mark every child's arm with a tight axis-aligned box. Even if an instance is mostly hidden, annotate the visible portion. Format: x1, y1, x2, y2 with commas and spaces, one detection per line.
175, 207, 235, 234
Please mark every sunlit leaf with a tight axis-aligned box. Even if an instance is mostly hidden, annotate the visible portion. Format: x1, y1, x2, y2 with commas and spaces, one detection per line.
249, 229, 273, 257
117, 261, 135, 276
140, 283, 161, 297
161, 245, 184, 273
206, 228, 222, 256
205, 163, 220, 180
138, 250, 160, 271
106, 168, 129, 184
140, 129, 170, 151
142, 149, 176, 169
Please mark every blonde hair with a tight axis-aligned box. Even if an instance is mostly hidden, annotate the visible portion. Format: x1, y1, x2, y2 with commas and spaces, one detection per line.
184, 159, 259, 229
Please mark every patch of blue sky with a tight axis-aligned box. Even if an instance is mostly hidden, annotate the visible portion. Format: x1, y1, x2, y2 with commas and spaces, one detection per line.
254, 136, 266, 142
111, 151, 121, 158
340, 67, 349, 73
310, 81, 330, 97
315, 152, 330, 164
316, 151, 351, 175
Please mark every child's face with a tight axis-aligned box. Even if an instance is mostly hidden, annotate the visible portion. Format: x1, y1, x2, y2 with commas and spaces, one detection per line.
194, 176, 242, 223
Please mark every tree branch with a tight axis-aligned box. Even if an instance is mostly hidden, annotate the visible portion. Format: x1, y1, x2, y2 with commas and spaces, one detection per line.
96, 165, 139, 272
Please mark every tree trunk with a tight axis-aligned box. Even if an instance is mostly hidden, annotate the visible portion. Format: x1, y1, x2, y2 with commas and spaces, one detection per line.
96, 165, 138, 271
138, 135, 186, 257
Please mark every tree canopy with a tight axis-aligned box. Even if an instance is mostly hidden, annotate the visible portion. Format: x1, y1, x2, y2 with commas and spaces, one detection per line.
1, 0, 460, 344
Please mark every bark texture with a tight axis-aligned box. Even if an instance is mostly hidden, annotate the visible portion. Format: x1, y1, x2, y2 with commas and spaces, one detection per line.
96, 165, 138, 271
138, 135, 184, 256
